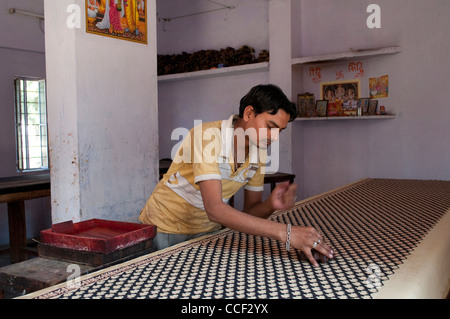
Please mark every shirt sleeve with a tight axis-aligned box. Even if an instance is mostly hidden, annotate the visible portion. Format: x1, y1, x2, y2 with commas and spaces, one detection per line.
244, 161, 265, 192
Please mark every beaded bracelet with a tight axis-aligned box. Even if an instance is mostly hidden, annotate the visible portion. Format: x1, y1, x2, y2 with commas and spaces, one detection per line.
286, 223, 292, 252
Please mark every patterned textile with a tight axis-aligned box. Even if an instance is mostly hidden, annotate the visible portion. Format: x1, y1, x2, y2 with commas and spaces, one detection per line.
30, 179, 450, 299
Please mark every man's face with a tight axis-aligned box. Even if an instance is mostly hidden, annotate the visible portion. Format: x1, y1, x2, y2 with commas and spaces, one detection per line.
243, 107, 290, 149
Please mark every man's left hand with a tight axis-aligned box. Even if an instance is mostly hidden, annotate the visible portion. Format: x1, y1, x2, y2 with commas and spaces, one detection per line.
270, 182, 298, 211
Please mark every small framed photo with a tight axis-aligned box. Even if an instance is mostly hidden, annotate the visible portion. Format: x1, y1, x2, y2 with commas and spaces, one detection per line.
315, 100, 328, 117
358, 98, 370, 115
368, 99, 378, 115
297, 93, 315, 117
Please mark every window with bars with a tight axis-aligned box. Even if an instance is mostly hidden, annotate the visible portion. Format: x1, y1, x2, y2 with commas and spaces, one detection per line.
14, 78, 49, 171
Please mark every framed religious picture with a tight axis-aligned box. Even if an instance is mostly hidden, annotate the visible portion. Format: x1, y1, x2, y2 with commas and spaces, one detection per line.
358, 98, 370, 115
320, 79, 361, 116
86, 0, 148, 44
315, 100, 328, 117
297, 93, 315, 117
369, 75, 389, 98
368, 99, 378, 115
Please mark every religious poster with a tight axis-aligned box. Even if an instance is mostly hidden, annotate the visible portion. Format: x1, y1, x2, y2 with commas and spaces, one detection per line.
369, 75, 389, 98
86, 0, 147, 44
320, 79, 361, 116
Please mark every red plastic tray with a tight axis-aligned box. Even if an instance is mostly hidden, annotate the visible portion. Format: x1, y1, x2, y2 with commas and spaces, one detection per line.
40, 219, 157, 254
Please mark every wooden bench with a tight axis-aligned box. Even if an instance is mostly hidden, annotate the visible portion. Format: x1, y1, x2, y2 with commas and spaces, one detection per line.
263, 172, 296, 191
0, 173, 51, 264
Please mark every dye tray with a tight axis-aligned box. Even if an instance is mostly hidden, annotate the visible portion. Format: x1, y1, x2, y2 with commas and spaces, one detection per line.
40, 219, 157, 254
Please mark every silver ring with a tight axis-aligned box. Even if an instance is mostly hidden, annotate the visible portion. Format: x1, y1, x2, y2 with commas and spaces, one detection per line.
312, 238, 321, 249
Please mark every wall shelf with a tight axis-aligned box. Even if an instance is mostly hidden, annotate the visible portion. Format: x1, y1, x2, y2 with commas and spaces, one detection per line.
291, 46, 401, 66
295, 114, 396, 121
158, 62, 269, 83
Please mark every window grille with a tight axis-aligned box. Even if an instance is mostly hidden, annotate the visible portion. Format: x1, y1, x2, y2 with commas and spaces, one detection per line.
14, 78, 48, 171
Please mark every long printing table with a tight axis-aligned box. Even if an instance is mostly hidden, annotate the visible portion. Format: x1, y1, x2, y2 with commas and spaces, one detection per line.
0, 173, 50, 263
19, 178, 450, 299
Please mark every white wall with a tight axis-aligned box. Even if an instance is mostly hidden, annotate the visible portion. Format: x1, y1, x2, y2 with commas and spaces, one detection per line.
156, 0, 269, 55
0, 0, 49, 245
0, 0, 46, 53
292, 0, 450, 198
45, 0, 159, 223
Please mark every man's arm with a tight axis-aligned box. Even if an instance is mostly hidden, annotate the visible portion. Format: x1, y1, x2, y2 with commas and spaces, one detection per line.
242, 188, 273, 218
199, 179, 286, 242
198, 179, 334, 266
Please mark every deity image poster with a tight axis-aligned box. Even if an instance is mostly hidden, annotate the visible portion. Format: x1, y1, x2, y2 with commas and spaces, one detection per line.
369, 75, 389, 99
86, 0, 147, 44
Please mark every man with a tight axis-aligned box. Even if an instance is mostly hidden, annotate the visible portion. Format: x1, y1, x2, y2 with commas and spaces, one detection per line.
140, 84, 333, 266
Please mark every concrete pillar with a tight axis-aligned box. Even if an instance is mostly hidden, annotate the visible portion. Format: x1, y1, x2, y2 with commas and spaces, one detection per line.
269, 0, 293, 174
44, 0, 159, 223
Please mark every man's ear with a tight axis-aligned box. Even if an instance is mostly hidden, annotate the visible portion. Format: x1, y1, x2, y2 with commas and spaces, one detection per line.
243, 105, 254, 121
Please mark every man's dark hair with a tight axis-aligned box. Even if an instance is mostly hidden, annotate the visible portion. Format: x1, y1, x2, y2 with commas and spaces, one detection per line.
239, 84, 297, 122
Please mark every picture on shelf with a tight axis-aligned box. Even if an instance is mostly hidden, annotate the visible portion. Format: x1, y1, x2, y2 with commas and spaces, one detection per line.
320, 79, 361, 116
369, 75, 389, 98
297, 93, 315, 117
368, 99, 378, 115
315, 100, 328, 117
358, 98, 370, 115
